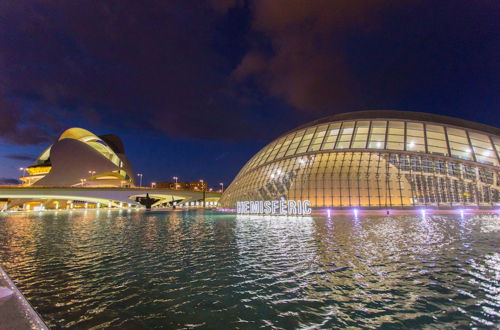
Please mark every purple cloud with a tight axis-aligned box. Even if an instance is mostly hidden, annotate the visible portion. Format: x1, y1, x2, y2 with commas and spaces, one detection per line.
0, 177, 20, 185
4, 154, 36, 161
0, 0, 267, 144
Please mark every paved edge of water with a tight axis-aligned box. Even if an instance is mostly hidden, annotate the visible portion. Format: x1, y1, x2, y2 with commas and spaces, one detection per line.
0, 264, 48, 330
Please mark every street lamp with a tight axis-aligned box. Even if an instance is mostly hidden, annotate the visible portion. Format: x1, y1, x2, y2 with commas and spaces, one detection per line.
219, 182, 224, 193
88, 171, 96, 185
19, 167, 28, 185
173, 176, 178, 190
200, 179, 205, 208
137, 173, 143, 187
80, 178, 86, 187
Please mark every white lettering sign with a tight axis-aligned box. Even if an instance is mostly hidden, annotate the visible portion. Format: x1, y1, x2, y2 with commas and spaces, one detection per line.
236, 199, 312, 215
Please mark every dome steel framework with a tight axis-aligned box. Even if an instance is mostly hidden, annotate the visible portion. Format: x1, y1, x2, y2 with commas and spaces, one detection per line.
220, 111, 500, 209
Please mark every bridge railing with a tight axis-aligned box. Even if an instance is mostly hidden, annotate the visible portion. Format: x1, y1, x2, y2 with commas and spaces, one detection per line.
0, 185, 221, 194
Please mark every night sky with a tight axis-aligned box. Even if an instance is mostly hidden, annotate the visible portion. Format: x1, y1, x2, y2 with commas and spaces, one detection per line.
0, 1, 498, 188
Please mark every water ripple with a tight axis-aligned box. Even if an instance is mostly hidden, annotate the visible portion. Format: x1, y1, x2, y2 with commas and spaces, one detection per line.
0, 210, 498, 328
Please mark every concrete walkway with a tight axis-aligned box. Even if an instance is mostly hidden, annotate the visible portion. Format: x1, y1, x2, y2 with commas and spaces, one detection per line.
0, 265, 48, 330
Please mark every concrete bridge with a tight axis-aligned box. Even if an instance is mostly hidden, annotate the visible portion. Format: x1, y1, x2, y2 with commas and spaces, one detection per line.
0, 186, 221, 210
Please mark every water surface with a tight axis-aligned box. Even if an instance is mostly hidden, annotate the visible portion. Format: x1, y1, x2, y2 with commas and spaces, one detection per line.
0, 210, 498, 328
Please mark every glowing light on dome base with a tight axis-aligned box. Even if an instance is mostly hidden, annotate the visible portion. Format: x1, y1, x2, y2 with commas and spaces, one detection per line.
236, 199, 312, 215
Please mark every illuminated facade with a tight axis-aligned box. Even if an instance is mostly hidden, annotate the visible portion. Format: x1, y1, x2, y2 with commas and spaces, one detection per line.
220, 111, 500, 209
20, 128, 135, 187
156, 181, 208, 191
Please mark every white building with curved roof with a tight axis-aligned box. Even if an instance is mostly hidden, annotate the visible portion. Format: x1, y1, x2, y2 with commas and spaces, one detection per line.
20, 128, 135, 187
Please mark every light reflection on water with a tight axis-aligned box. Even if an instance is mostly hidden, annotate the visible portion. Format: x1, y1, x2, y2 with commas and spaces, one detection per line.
0, 210, 498, 328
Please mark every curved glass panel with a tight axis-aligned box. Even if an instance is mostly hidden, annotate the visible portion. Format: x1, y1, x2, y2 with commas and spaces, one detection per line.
224, 117, 500, 209
221, 151, 500, 209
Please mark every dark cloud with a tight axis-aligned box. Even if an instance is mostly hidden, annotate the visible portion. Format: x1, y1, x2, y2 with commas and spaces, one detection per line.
0, 88, 63, 145
4, 154, 36, 161
231, 0, 500, 117
0, 0, 498, 149
231, 0, 408, 113
0, 177, 20, 185
208, 0, 243, 14
0, 0, 267, 145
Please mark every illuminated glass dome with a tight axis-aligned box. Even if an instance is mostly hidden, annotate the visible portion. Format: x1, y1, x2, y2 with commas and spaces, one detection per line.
220, 110, 500, 209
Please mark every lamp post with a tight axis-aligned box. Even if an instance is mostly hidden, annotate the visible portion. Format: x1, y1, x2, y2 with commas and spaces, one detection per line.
88, 170, 96, 185
19, 167, 28, 185
80, 178, 86, 187
19, 167, 27, 177
173, 176, 178, 190
219, 182, 224, 193
137, 173, 143, 187
200, 179, 205, 208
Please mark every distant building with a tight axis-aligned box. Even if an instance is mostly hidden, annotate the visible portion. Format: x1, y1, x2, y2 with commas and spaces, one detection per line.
220, 110, 500, 209
20, 127, 135, 187
156, 181, 208, 191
